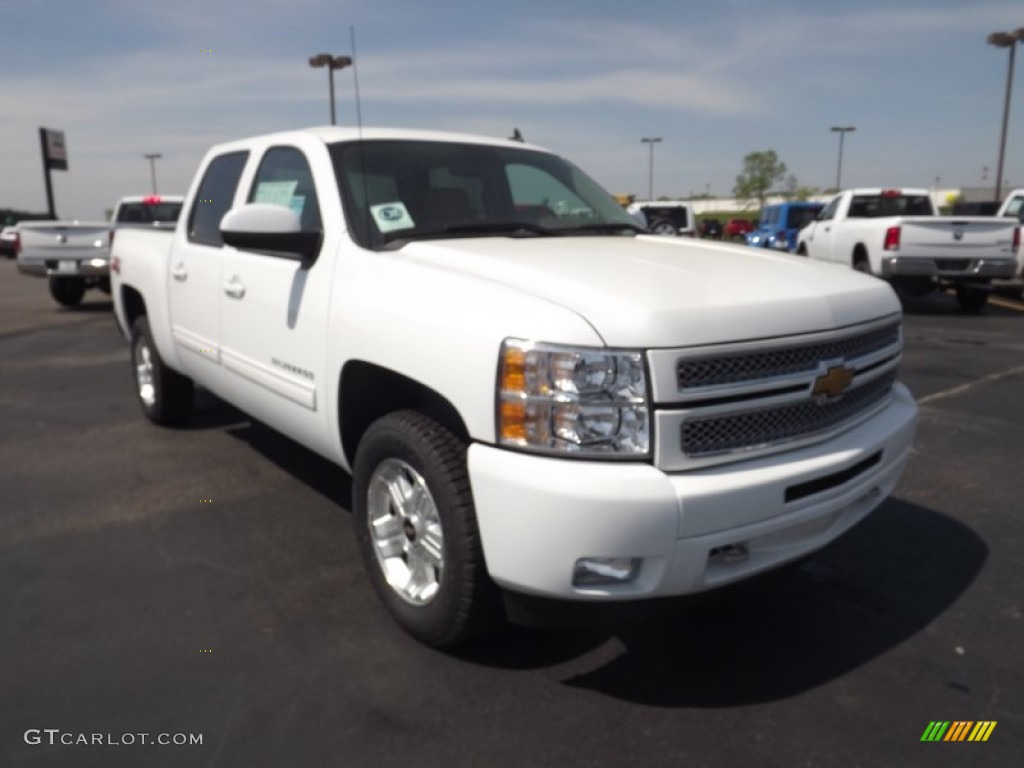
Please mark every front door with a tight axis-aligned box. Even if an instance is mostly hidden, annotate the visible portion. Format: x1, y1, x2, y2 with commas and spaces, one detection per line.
218, 144, 334, 455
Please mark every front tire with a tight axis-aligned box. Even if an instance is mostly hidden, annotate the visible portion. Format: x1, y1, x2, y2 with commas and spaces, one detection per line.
49, 276, 86, 307
353, 411, 499, 647
130, 316, 194, 426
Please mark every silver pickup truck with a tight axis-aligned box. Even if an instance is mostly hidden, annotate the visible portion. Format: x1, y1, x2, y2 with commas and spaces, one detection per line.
17, 195, 183, 307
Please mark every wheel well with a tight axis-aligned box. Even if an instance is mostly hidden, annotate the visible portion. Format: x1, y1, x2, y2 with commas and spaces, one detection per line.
852, 244, 869, 267
338, 361, 470, 467
796, 243, 807, 255
121, 286, 146, 329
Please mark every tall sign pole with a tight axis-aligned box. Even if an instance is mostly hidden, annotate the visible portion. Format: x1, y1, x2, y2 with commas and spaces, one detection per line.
39, 127, 68, 220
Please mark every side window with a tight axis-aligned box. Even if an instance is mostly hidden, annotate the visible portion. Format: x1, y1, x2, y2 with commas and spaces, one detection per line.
506, 164, 593, 219
187, 151, 248, 246
248, 146, 322, 232
818, 197, 840, 221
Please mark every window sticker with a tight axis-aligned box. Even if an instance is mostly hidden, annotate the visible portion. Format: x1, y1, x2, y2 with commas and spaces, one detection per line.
288, 195, 305, 217
371, 202, 415, 233
253, 180, 298, 207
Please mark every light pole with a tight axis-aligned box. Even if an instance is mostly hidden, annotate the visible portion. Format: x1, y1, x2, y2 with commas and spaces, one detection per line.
641, 137, 662, 200
829, 126, 855, 190
143, 153, 162, 194
309, 53, 353, 125
987, 28, 1024, 201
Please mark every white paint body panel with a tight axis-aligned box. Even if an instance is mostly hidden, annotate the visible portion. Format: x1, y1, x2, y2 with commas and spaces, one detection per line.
111, 127, 920, 602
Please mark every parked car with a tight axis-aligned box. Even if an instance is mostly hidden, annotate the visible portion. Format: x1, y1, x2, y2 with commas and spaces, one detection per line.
626, 201, 697, 237
0, 226, 18, 259
797, 188, 1019, 311
16, 195, 183, 307
724, 218, 756, 240
699, 218, 723, 239
110, 126, 917, 647
746, 202, 824, 252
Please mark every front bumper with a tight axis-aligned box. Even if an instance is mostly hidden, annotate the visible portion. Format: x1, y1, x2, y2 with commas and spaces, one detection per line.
469, 383, 917, 600
17, 258, 110, 278
880, 255, 1016, 280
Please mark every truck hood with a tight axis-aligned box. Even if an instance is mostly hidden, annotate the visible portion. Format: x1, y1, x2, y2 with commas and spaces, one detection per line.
398, 235, 901, 348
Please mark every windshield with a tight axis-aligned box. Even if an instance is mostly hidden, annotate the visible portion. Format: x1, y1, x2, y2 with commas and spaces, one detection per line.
329, 140, 642, 249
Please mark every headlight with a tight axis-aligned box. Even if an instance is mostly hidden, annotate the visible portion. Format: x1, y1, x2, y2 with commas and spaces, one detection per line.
497, 339, 649, 457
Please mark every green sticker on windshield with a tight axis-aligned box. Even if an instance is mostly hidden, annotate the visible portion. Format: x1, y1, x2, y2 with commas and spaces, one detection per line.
371, 202, 415, 233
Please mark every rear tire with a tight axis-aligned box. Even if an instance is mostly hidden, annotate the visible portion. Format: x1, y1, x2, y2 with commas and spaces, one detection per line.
955, 283, 989, 312
353, 411, 499, 647
130, 316, 194, 426
853, 258, 871, 275
49, 276, 86, 307
650, 219, 676, 236
796, 244, 808, 256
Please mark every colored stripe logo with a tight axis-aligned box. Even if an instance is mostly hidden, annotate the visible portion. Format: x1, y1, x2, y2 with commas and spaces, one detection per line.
921, 721, 996, 742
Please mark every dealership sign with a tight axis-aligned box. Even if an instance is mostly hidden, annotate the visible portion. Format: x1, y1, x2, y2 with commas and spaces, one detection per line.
41, 128, 68, 171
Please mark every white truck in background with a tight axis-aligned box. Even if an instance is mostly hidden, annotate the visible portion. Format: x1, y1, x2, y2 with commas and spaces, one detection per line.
110, 127, 917, 647
797, 188, 1020, 311
995, 188, 1024, 294
16, 195, 183, 307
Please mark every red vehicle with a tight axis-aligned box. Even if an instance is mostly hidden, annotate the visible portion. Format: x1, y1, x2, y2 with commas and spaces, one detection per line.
724, 218, 756, 240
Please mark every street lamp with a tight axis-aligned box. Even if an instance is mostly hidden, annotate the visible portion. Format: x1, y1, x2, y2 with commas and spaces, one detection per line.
987, 28, 1024, 201
308, 53, 353, 125
143, 153, 162, 194
641, 137, 662, 200
829, 126, 855, 190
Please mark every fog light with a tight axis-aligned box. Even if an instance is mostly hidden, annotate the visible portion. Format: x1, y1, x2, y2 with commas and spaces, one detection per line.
89, 258, 107, 267
709, 543, 749, 564
573, 557, 641, 586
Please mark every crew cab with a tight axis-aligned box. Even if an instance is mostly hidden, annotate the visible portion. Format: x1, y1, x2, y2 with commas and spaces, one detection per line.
110, 127, 918, 646
797, 188, 1019, 311
17, 195, 183, 307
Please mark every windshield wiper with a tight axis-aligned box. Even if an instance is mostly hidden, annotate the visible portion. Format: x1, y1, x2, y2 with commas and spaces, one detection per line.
555, 222, 645, 235
381, 221, 560, 247
438, 221, 561, 237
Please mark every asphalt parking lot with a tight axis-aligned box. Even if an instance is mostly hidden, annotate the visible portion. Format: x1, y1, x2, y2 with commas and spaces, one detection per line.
1, 256, 1021, 768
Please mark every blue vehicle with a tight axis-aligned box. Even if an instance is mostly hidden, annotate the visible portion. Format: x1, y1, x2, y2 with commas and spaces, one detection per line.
745, 202, 824, 252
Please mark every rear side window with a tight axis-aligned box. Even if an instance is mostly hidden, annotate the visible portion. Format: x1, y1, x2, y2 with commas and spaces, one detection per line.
786, 207, 822, 229
247, 146, 322, 232
187, 151, 249, 246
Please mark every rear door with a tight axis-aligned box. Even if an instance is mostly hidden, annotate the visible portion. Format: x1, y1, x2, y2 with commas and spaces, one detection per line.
218, 143, 334, 453
168, 151, 248, 382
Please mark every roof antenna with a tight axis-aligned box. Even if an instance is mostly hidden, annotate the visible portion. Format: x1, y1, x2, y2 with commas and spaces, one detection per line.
510, 127, 524, 142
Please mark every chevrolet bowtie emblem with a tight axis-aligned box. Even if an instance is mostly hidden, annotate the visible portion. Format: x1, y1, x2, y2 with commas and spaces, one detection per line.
813, 365, 855, 398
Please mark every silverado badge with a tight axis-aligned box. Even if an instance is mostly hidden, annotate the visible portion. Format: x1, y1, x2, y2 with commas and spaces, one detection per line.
813, 365, 855, 399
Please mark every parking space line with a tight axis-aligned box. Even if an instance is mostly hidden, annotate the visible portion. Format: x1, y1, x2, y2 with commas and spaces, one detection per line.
990, 296, 1024, 312
917, 363, 1024, 406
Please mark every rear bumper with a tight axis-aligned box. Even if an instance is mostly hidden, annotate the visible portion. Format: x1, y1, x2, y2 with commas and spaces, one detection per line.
17, 258, 110, 278
469, 383, 917, 601
880, 255, 1016, 279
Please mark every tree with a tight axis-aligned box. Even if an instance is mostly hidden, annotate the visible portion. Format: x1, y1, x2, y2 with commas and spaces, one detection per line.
733, 150, 788, 209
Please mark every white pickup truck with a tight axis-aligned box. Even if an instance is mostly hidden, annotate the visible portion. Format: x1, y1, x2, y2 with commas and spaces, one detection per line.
111, 127, 918, 646
17, 195, 183, 306
796, 188, 1019, 311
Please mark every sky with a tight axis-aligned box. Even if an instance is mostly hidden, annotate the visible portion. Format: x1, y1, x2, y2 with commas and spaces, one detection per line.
1, 0, 1022, 220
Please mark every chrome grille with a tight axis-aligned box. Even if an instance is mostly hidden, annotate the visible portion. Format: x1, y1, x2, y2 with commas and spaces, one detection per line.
677, 322, 900, 390
680, 371, 897, 457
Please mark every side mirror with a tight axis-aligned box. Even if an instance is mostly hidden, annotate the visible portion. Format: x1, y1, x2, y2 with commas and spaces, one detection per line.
220, 204, 321, 264
1017, 209, 1024, 224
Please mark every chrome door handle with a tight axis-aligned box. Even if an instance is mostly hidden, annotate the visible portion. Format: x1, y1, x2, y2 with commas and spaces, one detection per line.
223, 277, 246, 299
171, 263, 188, 282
